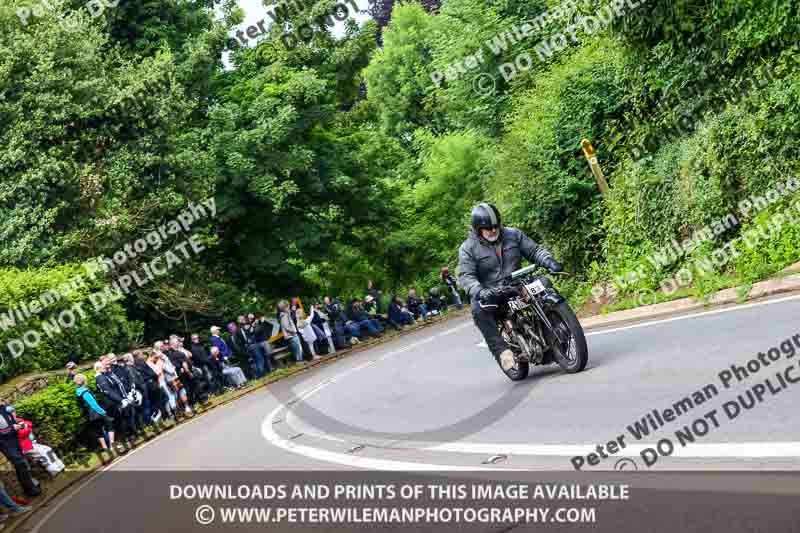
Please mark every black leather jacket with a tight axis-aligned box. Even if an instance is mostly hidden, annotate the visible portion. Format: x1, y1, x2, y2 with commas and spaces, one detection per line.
457, 227, 553, 301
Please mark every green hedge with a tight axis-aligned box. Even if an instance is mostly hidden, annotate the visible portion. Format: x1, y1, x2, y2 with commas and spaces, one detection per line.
14, 373, 98, 455
0, 263, 143, 382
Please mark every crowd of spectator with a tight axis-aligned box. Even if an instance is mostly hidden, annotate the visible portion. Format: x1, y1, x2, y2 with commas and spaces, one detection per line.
0, 276, 465, 520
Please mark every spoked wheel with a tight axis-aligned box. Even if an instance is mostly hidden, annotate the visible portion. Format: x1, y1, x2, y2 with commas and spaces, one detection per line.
499, 329, 530, 381
545, 302, 588, 373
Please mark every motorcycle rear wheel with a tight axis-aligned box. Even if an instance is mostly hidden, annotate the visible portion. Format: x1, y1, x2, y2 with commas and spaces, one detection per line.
546, 301, 588, 373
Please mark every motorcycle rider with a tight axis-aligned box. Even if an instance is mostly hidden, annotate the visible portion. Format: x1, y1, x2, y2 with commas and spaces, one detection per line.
457, 203, 563, 371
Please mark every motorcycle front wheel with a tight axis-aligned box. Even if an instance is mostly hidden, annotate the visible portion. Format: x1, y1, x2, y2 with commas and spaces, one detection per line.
546, 301, 588, 373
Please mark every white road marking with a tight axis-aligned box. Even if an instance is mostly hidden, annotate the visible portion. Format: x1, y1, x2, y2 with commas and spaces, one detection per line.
585, 292, 800, 336
423, 441, 800, 458
262, 294, 800, 470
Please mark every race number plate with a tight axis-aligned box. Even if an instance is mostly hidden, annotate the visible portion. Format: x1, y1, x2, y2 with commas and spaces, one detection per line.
526, 279, 546, 295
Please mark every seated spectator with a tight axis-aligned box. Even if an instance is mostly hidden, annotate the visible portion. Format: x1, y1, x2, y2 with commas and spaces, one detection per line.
7, 406, 64, 478
426, 287, 446, 316
388, 296, 415, 327
441, 267, 463, 310
95, 359, 136, 449
323, 296, 358, 347
212, 347, 246, 389
209, 326, 232, 361
228, 321, 255, 380
278, 300, 304, 363
406, 288, 430, 320
191, 334, 223, 395
347, 298, 384, 338
0, 398, 39, 498
65, 361, 77, 384
363, 295, 395, 328
365, 280, 383, 314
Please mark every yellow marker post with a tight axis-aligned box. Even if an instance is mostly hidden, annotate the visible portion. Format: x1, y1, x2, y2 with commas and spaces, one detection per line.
581, 139, 609, 196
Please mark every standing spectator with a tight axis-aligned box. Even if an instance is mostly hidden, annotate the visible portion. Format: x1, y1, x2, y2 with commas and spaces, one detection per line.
0, 398, 39, 497
146, 349, 174, 420
159, 345, 192, 418
65, 361, 77, 384
119, 353, 151, 429
0, 482, 31, 520
209, 326, 232, 360
75, 373, 115, 451
278, 300, 304, 363
151, 343, 180, 419
95, 359, 136, 448
167, 336, 202, 407
240, 315, 269, 379
8, 406, 64, 478
228, 322, 254, 380
133, 351, 161, 424
296, 307, 321, 360
406, 288, 430, 320
309, 303, 337, 354
251, 314, 275, 373
441, 267, 463, 309
388, 296, 415, 327
365, 280, 383, 314
289, 298, 315, 359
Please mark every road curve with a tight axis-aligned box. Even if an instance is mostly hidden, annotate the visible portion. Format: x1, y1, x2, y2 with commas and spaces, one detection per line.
104, 294, 800, 472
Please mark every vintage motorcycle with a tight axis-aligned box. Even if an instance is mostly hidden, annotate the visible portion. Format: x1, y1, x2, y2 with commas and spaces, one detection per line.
489, 264, 588, 381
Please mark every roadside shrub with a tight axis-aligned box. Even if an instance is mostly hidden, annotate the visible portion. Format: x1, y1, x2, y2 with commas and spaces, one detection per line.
14, 373, 97, 455
0, 263, 143, 382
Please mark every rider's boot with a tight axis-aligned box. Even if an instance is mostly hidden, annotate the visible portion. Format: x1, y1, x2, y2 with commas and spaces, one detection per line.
499, 349, 515, 371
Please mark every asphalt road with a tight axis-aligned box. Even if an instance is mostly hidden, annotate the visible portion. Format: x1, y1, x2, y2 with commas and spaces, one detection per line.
100, 294, 800, 472
23, 295, 800, 533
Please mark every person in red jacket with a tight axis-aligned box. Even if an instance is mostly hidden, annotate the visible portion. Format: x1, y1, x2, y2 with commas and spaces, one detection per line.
7, 407, 64, 478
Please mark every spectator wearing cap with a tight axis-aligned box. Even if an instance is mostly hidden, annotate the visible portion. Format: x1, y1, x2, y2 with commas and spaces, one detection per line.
209, 326, 232, 361
65, 361, 77, 384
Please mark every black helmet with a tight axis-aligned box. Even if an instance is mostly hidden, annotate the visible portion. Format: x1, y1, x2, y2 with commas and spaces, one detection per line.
471, 203, 502, 232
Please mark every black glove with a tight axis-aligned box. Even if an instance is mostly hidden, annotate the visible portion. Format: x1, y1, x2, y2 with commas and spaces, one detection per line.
542, 258, 563, 274
478, 287, 500, 306
478, 286, 518, 306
